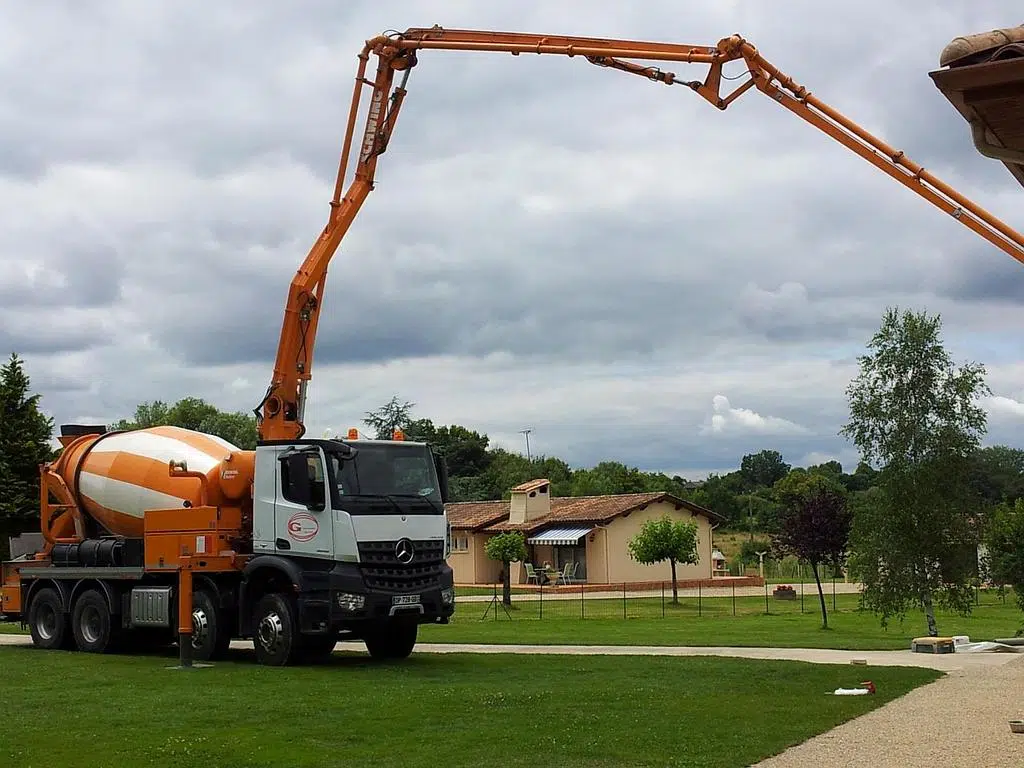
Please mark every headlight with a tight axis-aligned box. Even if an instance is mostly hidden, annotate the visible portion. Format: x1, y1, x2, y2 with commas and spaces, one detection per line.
336, 592, 365, 611
441, 587, 454, 605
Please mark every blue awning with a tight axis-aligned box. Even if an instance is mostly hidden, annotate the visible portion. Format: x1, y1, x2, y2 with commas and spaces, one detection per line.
526, 526, 593, 546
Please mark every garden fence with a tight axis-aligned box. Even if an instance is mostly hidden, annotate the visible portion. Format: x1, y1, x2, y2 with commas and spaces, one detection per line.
464, 579, 1010, 622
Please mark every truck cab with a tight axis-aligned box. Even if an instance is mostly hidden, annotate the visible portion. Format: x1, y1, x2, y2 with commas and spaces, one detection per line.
242, 431, 455, 664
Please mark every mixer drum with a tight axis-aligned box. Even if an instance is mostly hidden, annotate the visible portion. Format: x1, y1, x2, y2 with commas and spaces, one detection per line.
62, 426, 243, 538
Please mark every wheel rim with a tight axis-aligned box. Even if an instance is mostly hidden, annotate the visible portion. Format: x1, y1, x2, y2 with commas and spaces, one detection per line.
191, 607, 210, 650
36, 603, 58, 641
257, 611, 284, 654
80, 605, 102, 644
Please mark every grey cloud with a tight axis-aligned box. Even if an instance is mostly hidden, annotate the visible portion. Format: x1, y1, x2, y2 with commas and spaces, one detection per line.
6, 1, 1024, 479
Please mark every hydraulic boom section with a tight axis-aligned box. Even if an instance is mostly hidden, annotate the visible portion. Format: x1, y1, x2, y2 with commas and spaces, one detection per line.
256, 25, 1024, 442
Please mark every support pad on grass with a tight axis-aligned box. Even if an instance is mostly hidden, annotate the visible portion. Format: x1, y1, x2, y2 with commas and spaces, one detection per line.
911, 636, 955, 654
165, 662, 214, 670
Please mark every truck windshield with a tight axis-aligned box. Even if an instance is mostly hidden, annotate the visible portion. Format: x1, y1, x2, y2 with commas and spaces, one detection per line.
328, 442, 442, 510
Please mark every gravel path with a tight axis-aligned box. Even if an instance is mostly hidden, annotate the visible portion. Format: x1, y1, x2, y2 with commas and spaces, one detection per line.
753, 654, 1024, 767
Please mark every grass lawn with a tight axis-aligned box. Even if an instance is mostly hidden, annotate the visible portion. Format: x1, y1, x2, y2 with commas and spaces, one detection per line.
0, 645, 940, 768
3, 592, 1020, 650
418, 591, 1024, 650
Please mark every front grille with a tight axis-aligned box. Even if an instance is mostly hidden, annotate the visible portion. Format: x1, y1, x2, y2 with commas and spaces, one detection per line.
357, 539, 445, 592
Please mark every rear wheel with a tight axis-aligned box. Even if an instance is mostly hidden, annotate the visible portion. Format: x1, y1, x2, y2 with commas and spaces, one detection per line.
364, 621, 417, 661
252, 593, 299, 667
28, 587, 70, 650
71, 588, 120, 653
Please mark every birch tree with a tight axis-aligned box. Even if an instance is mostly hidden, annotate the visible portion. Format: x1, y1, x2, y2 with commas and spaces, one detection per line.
840, 307, 988, 636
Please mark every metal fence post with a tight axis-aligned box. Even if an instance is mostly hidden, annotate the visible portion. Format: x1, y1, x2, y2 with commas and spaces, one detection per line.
661, 581, 665, 618
800, 562, 805, 613
732, 581, 736, 616
581, 582, 585, 619
832, 574, 836, 612
539, 582, 543, 620
622, 582, 626, 619
698, 579, 702, 617
764, 578, 769, 615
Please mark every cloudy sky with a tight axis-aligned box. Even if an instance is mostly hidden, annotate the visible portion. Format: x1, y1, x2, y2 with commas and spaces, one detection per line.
5, 1, 1024, 481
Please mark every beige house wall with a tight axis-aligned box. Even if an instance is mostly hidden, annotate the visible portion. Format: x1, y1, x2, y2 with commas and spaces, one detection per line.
447, 531, 503, 584
602, 502, 713, 583
474, 533, 503, 583
447, 531, 476, 583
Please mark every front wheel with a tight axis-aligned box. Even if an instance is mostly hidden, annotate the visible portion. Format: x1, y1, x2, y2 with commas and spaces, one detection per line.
252, 593, 299, 667
364, 621, 417, 661
298, 633, 339, 664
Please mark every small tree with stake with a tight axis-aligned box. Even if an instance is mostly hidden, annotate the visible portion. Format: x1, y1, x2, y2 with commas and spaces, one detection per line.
485, 532, 528, 607
772, 471, 852, 629
628, 515, 699, 604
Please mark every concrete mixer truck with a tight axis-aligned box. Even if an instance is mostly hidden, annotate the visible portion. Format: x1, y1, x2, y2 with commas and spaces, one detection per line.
0, 421, 455, 666
7, 24, 1024, 667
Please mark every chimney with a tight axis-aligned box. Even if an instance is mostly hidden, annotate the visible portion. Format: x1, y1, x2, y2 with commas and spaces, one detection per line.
508, 479, 551, 524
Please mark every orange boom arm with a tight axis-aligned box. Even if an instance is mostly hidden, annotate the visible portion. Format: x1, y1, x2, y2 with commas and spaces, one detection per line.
256, 26, 1024, 442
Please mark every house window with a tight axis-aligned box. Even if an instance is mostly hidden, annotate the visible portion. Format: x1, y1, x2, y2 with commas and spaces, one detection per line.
451, 536, 470, 552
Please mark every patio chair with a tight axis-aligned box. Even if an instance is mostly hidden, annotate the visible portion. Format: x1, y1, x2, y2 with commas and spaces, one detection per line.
556, 561, 575, 585
524, 563, 540, 585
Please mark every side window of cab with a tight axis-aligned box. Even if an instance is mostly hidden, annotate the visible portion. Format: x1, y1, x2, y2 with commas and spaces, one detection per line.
280, 451, 327, 509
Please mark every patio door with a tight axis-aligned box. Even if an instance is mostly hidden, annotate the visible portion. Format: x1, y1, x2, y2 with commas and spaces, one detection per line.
554, 544, 586, 580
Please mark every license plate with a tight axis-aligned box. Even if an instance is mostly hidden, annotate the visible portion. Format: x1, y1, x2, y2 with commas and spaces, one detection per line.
392, 594, 421, 606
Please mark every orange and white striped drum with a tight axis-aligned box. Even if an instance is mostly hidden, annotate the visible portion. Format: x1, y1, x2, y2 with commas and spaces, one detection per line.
57, 426, 255, 538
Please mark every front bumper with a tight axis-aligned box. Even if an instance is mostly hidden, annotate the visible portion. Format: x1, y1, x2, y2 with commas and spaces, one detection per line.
297, 562, 455, 635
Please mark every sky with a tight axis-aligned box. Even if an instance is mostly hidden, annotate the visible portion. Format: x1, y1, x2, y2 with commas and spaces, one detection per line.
4, 1, 1024, 481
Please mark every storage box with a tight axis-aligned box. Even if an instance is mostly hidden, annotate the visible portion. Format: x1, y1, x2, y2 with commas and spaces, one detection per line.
911, 636, 955, 654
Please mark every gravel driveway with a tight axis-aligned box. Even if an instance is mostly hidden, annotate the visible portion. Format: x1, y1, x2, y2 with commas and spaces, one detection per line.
753, 654, 1024, 767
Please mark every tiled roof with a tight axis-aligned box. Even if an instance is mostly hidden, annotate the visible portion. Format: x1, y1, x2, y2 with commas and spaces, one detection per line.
444, 500, 510, 531
446, 491, 723, 533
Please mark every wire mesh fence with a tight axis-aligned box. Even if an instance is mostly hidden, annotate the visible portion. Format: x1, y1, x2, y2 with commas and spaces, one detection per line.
459, 580, 1012, 622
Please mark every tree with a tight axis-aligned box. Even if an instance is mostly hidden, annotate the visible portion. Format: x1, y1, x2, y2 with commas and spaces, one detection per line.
406, 419, 492, 477
484, 532, 528, 606
627, 515, 699, 604
0, 354, 55, 558
363, 395, 415, 439
740, 449, 791, 489
978, 501, 1024, 634
772, 470, 852, 628
968, 445, 1024, 509
840, 307, 989, 636
983, 499, 1024, 634
112, 397, 257, 449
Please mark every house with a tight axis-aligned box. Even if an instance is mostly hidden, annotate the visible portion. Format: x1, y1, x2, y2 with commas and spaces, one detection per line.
445, 478, 726, 586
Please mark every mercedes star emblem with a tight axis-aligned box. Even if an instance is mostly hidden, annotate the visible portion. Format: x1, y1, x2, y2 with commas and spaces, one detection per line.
395, 538, 415, 564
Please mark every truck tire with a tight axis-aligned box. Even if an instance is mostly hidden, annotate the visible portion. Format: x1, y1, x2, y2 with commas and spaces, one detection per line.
71, 588, 120, 653
252, 592, 299, 666
190, 589, 232, 661
298, 633, 339, 664
28, 587, 70, 650
364, 621, 417, 661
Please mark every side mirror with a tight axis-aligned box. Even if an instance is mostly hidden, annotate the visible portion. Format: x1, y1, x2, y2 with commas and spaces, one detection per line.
433, 452, 451, 504
280, 452, 326, 511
